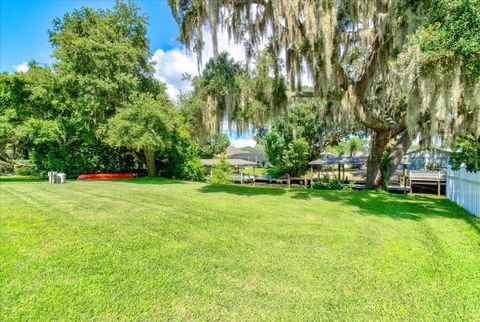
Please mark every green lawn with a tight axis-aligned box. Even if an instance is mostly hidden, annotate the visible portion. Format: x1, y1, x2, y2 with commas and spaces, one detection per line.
1, 178, 479, 320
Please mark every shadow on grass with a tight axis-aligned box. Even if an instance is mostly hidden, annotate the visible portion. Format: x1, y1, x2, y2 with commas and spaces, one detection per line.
198, 183, 480, 235
198, 184, 286, 196
110, 177, 185, 185
0, 175, 43, 183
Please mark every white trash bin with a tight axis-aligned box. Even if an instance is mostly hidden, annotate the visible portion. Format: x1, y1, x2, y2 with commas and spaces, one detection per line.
58, 173, 66, 184
48, 171, 58, 184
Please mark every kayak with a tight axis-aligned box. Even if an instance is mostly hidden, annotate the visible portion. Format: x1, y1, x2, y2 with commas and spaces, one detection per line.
77, 173, 135, 180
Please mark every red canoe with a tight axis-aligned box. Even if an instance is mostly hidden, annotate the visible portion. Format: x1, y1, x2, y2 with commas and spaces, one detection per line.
77, 173, 135, 180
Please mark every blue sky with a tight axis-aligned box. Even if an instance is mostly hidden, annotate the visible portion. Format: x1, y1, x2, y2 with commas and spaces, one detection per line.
0, 0, 178, 72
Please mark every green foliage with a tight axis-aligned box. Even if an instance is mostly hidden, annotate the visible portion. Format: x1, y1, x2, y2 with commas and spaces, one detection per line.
104, 92, 175, 152
178, 91, 210, 139
0, 1, 155, 177
209, 154, 232, 184
13, 161, 33, 176
426, 163, 440, 171
1, 1, 211, 181
450, 134, 480, 172
30, 141, 134, 178
312, 176, 344, 190
264, 131, 309, 177
326, 137, 367, 157
49, 0, 156, 124
104, 92, 176, 176
260, 98, 360, 162
200, 52, 243, 96
181, 52, 287, 139
199, 132, 230, 158
0, 161, 14, 174
161, 126, 205, 181
418, 0, 480, 79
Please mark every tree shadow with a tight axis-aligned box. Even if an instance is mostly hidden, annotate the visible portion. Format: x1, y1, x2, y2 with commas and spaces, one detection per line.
112, 177, 185, 185
293, 189, 480, 234
198, 184, 286, 196
196, 183, 480, 235
0, 176, 42, 183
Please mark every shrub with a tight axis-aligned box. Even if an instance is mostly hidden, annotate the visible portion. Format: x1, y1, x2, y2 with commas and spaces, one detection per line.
209, 154, 232, 184
14, 160, 33, 176
14, 165, 33, 176
312, 175, 344, 190
0, 161, 14, 175
449, 134, 480, 172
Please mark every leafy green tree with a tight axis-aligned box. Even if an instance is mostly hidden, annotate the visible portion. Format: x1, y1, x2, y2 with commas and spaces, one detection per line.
325, 137, 367, 157
257, 98, 359, 160
104, 93, 175, 176
160, 126, 205, 181
209, 154, 232, 184
180, 52, 286, 139
347, 138, 367, 157
264, 131, 308, 176
17, 2, 160, 177
199, 132, 230, 158
450, 134, 480, 172
49, 0, 156, 125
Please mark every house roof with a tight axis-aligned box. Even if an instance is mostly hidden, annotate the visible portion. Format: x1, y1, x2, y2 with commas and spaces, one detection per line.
201, 158, 258, 167
405, 148, 452, 156
224, 146, 244, 156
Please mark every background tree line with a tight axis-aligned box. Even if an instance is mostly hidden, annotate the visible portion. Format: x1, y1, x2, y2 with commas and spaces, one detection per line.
0, 1, 204, 179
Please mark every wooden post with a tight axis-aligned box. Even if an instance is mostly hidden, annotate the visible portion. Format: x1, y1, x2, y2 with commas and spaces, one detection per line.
253, 167, 256, 186
288, 174, 291, 188
342, 164, 345, 182
409, 171, 412, 193
337, 164, 341, 180
304, 175, 307, 188
437, 171, 441, 196
240, 167, 243, 184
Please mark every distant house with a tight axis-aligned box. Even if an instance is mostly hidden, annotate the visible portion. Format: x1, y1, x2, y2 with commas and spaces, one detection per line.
401, 148, 451, 170
219, 146, 268, 165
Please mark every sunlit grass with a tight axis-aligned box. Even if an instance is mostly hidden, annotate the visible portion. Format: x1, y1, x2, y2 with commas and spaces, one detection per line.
1, 177, 479, 320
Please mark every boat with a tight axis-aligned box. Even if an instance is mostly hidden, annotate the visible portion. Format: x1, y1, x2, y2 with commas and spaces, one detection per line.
77, 173, 135, 180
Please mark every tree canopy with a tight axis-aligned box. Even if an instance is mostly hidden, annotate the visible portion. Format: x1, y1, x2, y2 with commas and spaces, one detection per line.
169, 0, 480, 188
104, 93, 176, 176
0, 0, 203, 179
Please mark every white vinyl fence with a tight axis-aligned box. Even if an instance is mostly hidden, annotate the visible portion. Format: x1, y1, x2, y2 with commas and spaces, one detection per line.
446, 165, 480, 217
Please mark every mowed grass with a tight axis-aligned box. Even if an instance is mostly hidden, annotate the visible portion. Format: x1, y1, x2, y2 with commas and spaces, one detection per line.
1, 178, 479, 321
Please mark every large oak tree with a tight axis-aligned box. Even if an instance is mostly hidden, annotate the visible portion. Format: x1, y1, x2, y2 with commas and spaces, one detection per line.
168, 0, 480, 188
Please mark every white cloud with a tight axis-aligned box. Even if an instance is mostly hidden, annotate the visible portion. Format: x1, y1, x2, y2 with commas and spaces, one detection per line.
231, 138, 257, 148
151, 28, 247, 100
14, 62, 29, 73
151, 47, 197, 99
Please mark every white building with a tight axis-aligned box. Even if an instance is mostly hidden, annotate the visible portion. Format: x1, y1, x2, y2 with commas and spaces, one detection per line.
402, 148, 451, 170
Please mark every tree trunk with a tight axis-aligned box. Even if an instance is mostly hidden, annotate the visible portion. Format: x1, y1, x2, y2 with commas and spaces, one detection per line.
387, 130, 412, 180
144, 148, 157, 177
365, 130, 390, 189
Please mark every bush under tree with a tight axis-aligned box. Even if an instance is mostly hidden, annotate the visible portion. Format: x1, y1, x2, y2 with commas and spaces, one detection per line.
209, 154, 232, 184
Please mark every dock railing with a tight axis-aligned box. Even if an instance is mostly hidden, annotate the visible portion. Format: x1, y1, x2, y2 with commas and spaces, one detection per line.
446, 165, 480, 217
408, 170, 446, 196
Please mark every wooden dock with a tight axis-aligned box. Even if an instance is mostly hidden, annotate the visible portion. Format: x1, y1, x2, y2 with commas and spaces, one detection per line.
408, 171, 446, 196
